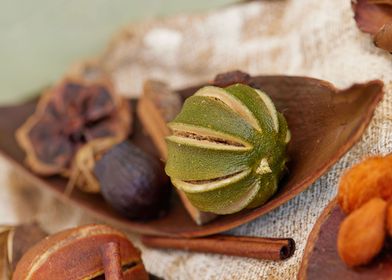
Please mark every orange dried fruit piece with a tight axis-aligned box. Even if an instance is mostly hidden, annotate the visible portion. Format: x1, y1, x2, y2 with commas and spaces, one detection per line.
387, 201, 392, 237
338, 155, 392, 214
338, 197, 387, 267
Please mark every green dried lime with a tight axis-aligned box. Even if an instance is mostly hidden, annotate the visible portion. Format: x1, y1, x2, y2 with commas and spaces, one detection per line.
165, 84, 290, 214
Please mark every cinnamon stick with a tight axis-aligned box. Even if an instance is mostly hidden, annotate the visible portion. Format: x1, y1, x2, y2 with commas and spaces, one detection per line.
100, 242, 124, 280
141, 235, 295, 261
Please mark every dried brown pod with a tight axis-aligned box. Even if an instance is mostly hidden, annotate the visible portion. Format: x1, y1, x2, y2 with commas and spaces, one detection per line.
337, 198, 387, 267
374, 22, 392, 52
0, 223, 47, 280
137, 80, 182, 159
137, 80, 216, 225
12, 224, 148, 280
66, 137, 122, 194
352, 0, 392, 35
16, 78, 132, 176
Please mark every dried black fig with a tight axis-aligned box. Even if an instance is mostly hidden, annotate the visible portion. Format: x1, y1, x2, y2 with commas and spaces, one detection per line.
94, 141, 171, 219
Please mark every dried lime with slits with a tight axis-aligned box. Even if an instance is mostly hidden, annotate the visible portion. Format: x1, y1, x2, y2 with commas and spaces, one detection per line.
165, 84, 290, 215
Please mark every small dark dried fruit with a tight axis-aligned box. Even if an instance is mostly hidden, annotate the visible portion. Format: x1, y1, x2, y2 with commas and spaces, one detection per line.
94, 141, 171, 220
16, 78, 132, 176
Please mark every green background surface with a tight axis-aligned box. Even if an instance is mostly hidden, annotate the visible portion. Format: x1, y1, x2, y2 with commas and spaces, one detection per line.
0, 0, 233, 104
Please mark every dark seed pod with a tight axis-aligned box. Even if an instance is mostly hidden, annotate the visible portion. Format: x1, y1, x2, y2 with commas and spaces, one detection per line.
94, 141, 171, 220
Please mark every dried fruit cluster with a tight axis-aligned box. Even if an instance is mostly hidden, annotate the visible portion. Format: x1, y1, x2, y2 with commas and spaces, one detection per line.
337, 155, 392, 267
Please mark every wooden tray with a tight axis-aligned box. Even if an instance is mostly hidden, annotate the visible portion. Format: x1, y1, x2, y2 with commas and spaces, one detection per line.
298, 199, 392, 279
0, 76, 384, 237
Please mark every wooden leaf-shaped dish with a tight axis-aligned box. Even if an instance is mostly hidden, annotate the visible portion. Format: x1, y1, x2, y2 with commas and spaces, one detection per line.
298, 199, 392, 279
0, 76, 383, 237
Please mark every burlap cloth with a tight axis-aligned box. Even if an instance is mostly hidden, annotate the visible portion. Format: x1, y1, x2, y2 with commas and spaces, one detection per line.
1, 0, 392, 279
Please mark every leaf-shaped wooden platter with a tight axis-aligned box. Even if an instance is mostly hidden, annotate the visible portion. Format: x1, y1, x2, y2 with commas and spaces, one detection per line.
298, 199, 392, 279
0, 76, 384, 237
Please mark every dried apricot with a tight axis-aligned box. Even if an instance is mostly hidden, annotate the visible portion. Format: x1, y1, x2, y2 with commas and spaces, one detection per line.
337, 197, 387, 267
387, 202, 392, 237
338, 155, 392, 214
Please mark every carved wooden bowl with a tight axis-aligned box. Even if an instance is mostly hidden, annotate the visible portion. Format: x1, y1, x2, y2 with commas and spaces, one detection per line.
0, 76, 384, 237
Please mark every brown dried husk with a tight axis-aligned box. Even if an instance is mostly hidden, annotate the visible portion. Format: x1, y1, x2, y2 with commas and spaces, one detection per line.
16, 77, 132, 177
65, 137, 123, 194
